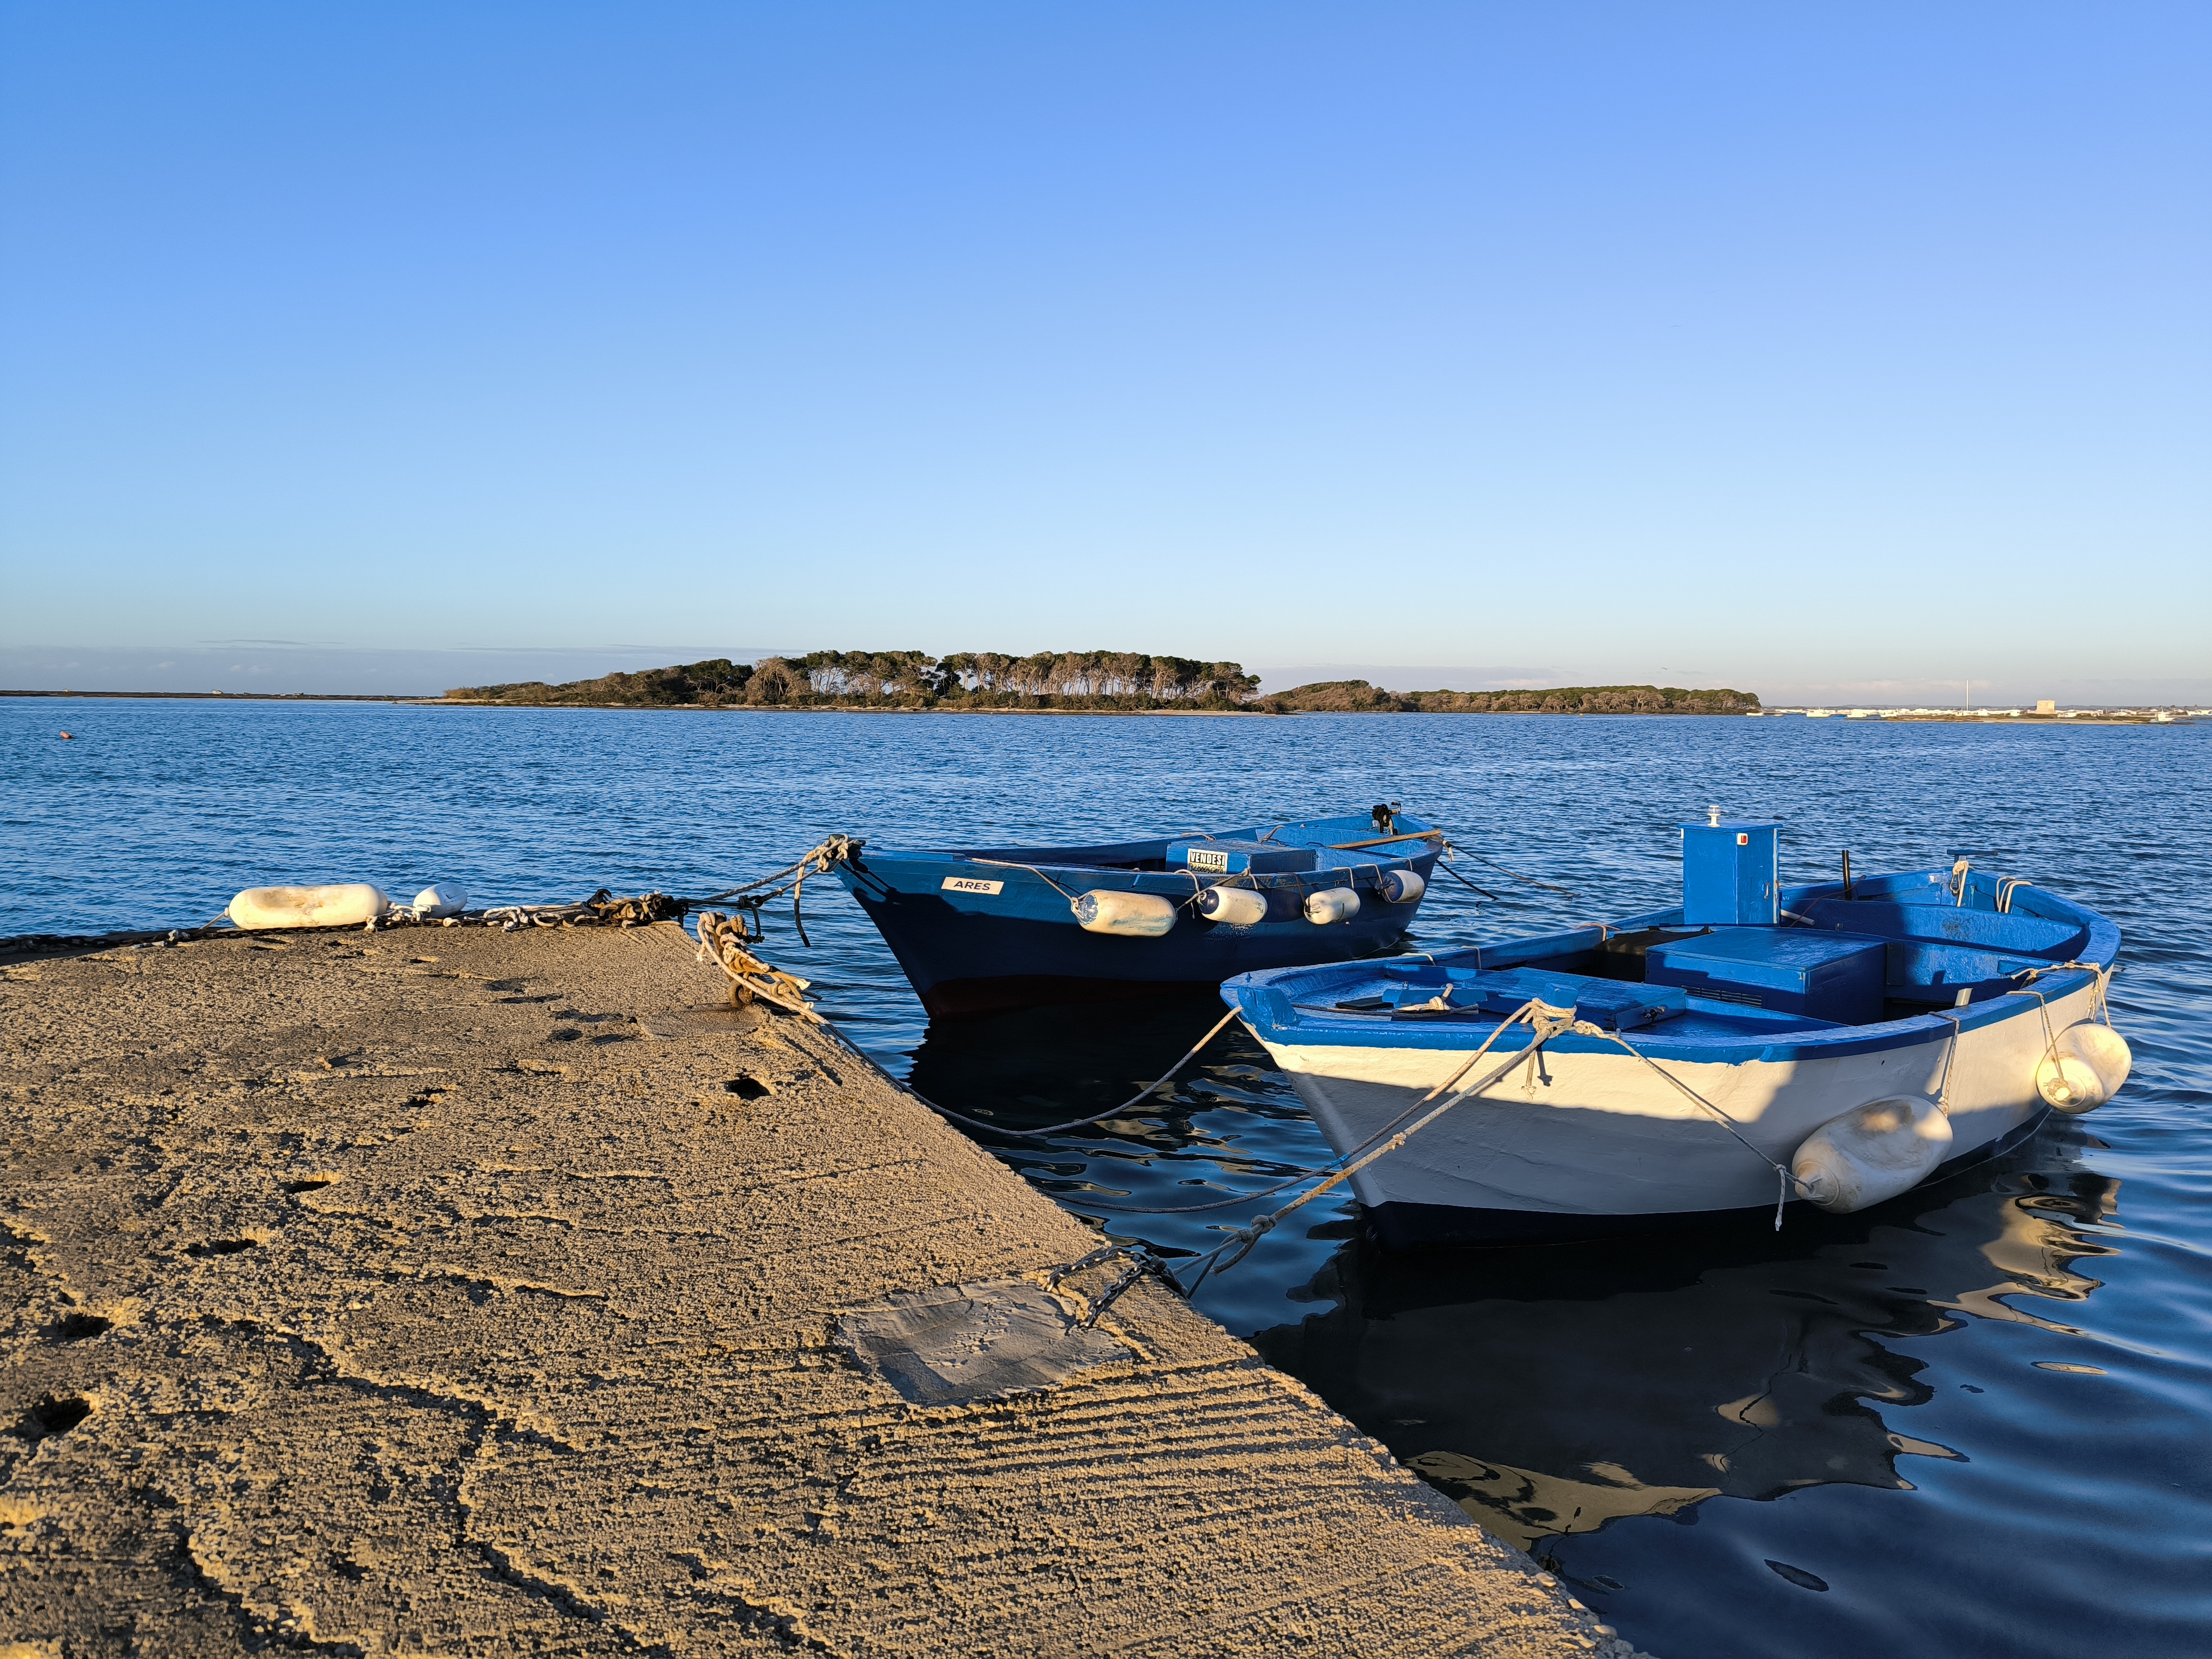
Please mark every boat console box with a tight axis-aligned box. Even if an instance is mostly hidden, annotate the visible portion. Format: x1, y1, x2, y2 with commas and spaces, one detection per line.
831, 807, 1443, 1019
1223, 822, 2126, 1245
1643, 929, 1887, 1024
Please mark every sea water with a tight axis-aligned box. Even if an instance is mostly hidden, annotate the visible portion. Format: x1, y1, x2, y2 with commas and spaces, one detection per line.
5, 698, 2207, 1657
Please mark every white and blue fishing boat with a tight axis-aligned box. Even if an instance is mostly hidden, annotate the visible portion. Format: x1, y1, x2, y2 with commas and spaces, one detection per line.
829, 806, 1442, 1018
1222, 814, 2130, 1245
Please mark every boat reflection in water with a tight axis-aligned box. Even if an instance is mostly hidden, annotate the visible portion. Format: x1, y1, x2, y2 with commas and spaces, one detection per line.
1250, 1131, 2119, 1555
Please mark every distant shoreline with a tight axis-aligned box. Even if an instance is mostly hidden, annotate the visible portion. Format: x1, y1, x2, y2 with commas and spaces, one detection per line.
4, 689, 2195, 724
2, 689, 415, 702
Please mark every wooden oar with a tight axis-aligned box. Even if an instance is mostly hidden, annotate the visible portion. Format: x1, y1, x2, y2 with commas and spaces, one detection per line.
1325, 828, 1447, 851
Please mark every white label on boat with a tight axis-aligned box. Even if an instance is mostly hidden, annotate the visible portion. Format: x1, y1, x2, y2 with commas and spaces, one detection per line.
1185, 848, 1231, 872
941, 876, 1005, 895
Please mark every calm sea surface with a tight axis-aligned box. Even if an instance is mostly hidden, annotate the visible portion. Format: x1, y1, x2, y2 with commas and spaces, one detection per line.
6, 699, 2208, 1657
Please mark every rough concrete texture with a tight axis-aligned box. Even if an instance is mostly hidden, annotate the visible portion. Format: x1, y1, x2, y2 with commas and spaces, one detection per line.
1, 924, 1634, 1656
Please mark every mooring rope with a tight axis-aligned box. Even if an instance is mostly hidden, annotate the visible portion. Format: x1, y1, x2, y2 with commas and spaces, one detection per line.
1428, 859, 1501, 901
691, 911, 821, 1018
917, 1009, 1242, 1141
1040, 1004, 1593, 1324
1073, 996, 1554, 1217
472, 837, 868, 939
963, 857, 1083, 904
1593, 1030, 1812, 1229
1443, 839, 1575, 899
1076, 995, 1828, 1309
1169, 1001, 1602, 1293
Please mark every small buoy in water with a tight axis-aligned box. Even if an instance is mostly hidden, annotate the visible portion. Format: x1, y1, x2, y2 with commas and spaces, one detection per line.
412, 883, 467, 919
1792, 1096, 1953, 1213
2036, 1023, 2132, 1112
1380, 868, 1425, 903
228, 884, 391, 930
1304, 887, 1361, 925
59, 731, 73, 740
1072, 890, 1177, 937
1196, 886, 1269, 926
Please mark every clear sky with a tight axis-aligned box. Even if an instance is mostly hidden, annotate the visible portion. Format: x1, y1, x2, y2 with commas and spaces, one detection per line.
3, 3, 2207, 704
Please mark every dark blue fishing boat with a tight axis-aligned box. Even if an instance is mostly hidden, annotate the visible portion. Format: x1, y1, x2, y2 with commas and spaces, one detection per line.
827, 806, 1442, 1017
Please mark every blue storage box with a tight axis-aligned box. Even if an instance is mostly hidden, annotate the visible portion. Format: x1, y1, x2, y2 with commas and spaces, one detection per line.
1166, 838, 1318, 875
1645, 929, 1886, 1023
1680, 819, 1779, 925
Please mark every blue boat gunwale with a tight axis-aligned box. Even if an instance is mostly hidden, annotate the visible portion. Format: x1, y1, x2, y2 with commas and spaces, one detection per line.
1224, 864, 2119, 1068
839, 810, 1445, 906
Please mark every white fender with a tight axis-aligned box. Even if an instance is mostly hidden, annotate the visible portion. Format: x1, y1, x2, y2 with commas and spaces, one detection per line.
1305, 887, 1361, 925
1196, 886, 1269, 926
1379, 868, 1425, 904
412, 883, 468, 919
1791, 1096, 1954, 1214
1073, 890, 1177, 937
2036, 1023, 2132, 1113
228, 883, 391, 930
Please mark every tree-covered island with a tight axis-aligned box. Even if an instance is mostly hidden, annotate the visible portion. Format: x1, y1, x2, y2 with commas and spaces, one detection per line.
445, 651, 1759, 714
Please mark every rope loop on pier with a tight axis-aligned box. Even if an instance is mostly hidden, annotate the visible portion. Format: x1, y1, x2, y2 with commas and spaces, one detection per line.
582, 888, 684, 925
692, 911, 820, 1019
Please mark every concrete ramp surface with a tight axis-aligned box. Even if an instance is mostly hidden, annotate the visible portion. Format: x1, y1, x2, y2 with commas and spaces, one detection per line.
0, 923, 1636, 1657
837, 1280, 1137, 1406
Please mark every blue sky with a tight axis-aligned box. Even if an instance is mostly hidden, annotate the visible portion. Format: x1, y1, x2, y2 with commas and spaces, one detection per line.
3, 3, 2206, 703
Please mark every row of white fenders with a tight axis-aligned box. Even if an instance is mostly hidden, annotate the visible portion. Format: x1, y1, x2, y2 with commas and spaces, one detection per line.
1076, 868, 1424, 935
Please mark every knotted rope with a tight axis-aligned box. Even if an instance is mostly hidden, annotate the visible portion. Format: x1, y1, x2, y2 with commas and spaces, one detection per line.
692, 911, 820, 1018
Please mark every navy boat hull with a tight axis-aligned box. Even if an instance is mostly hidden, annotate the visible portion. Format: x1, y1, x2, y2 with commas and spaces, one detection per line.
831, 814, 1442, 1019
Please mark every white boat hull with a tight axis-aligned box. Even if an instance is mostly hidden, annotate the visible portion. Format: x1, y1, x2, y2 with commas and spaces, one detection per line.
1254, 977, 2101, 1241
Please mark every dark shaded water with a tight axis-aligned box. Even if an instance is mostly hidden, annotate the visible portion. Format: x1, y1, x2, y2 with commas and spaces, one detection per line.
6, 699, 2208, 1656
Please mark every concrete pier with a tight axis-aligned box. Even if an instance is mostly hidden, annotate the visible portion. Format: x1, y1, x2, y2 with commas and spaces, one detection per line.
2, 924, 1629, 1656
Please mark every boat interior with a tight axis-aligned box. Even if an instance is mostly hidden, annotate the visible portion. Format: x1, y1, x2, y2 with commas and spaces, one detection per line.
946, 810, 1440, 878
1271, 867, 2101, 1037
